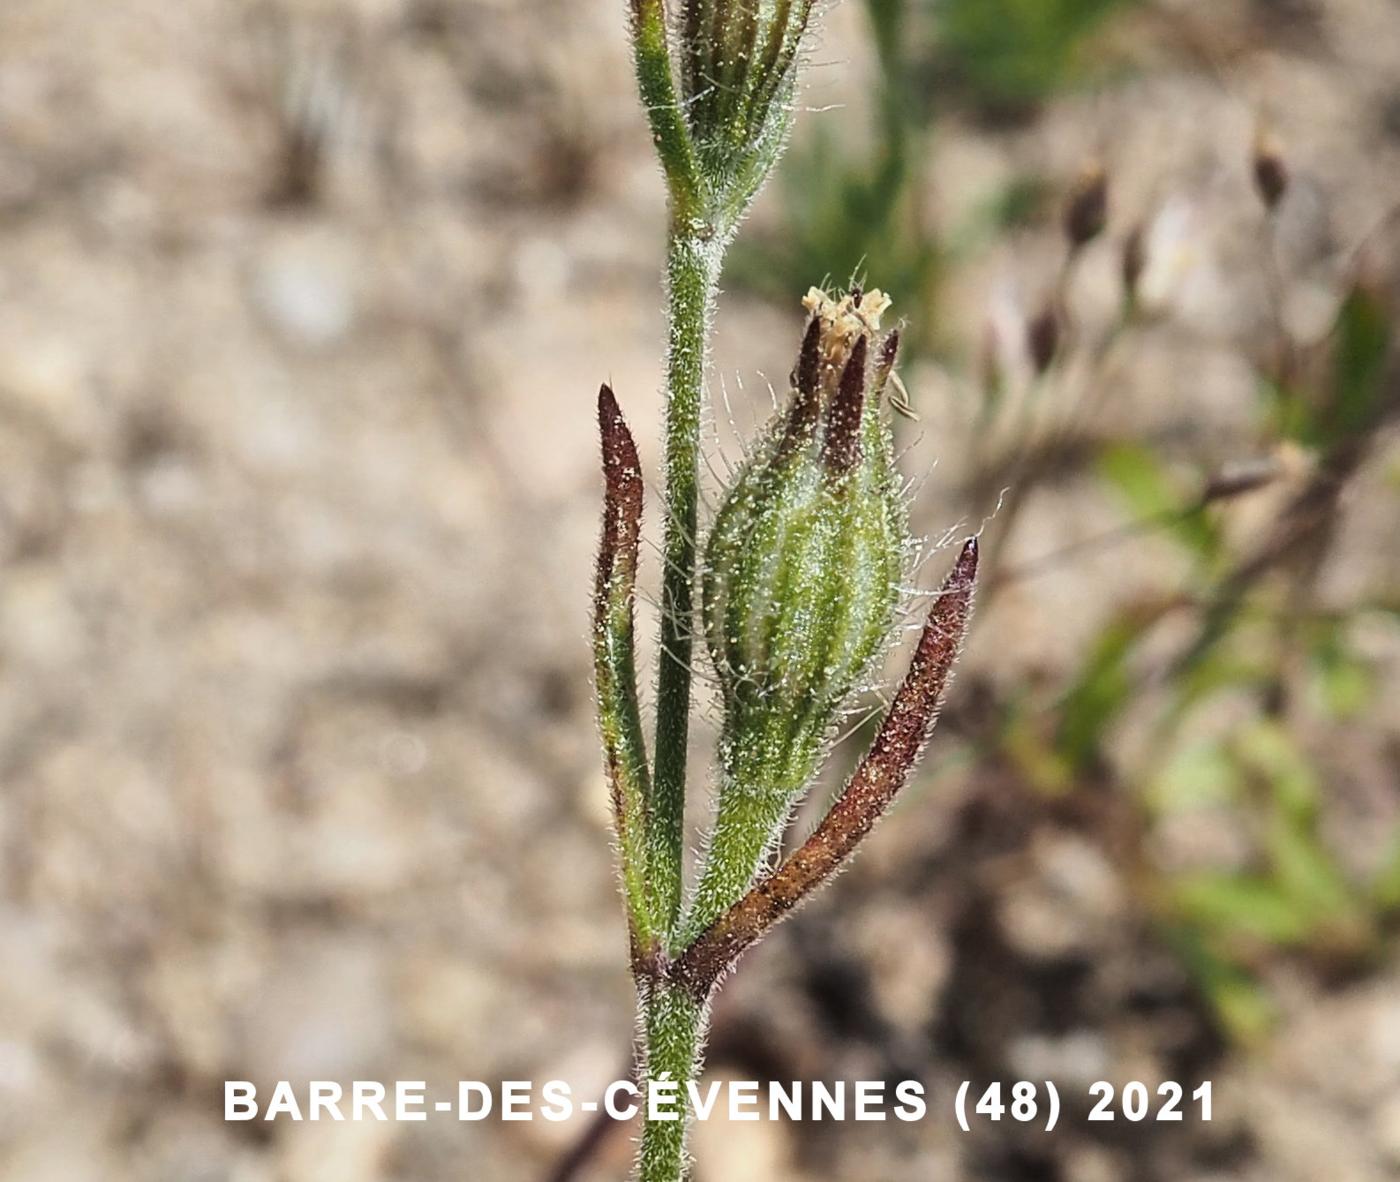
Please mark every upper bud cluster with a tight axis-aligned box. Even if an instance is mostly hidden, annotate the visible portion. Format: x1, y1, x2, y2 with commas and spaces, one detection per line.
678, 0, 815, 210
702, 288, 910, 791
629, 0, 818, 232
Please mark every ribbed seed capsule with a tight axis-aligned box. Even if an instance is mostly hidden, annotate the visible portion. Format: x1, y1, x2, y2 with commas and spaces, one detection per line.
689, 288, 910, 935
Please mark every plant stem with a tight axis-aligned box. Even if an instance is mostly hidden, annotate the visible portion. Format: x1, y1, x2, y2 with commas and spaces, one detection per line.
652, 227, 723, 937
684, 772, 795, 942
638, 981, 706, 1182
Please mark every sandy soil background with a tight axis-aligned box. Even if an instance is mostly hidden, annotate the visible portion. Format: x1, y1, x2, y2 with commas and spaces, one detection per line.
1, 1, 1398, 1179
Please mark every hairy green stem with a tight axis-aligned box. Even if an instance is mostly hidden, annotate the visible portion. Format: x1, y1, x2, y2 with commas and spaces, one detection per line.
619, 6, 833, 1180
638, 982, 707, 1182
685, 771, 799, 943
652, 229, 723, 938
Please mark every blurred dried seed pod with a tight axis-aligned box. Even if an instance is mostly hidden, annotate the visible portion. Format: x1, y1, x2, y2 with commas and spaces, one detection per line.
1253, 129, 1289, 212
1122, 223, 1147, 306
1064, 163, 1109, 250
1027, 305, 1061, 375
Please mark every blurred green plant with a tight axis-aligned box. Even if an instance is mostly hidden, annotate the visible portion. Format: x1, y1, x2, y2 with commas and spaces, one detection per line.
966, 146, 1400, 1042
1265, 282, 1395, 450
731, 0, 1139, 344
1000, 264, 1400, 1036
931, 0, 1138, 117
728, 0, 943, 346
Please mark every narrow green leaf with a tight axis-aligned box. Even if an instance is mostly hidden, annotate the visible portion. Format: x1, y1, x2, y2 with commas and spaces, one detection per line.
1055, 612, 1138, 769
594, 386, 657, 957
1098, 442, 1219, 559
1265, 815, 1357, 929
1170, 873, 1312, 945
1235, 720, 1319, 823
1370, 827, 1400, 913
629, 0, 701, 220
1329, 283, 1392, 446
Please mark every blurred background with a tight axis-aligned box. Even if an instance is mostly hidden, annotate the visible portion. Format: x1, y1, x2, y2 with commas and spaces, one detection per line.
1, 0, 1398, 1179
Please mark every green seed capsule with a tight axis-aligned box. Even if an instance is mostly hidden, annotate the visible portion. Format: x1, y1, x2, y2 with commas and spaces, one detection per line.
688, 289, 910, 935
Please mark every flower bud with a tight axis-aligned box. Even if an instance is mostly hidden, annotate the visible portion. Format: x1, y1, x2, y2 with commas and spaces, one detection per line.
702, 287, 910, 792
677, 0, 818, 222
